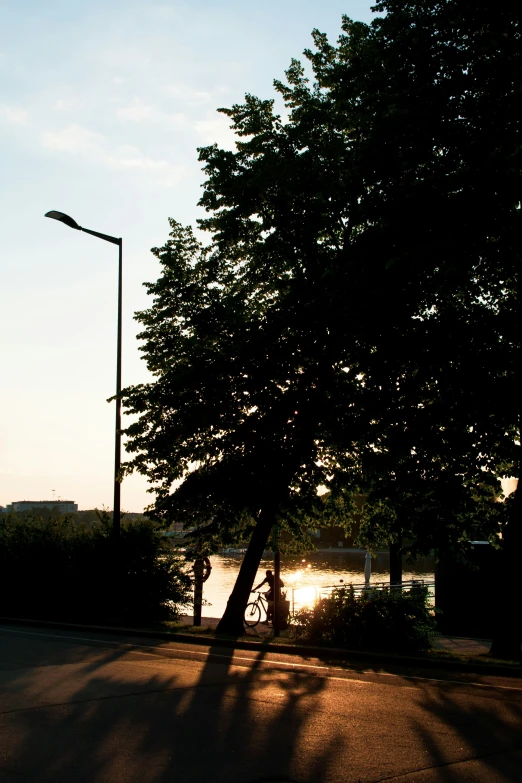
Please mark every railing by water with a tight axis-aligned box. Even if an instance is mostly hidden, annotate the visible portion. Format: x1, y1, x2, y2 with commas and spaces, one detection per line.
289, 579, 435, 615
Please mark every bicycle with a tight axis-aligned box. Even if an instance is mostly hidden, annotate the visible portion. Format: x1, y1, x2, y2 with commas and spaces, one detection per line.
244, 591, 269, 627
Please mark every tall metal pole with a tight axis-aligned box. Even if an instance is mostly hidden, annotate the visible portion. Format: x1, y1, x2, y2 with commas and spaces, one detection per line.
113, 239, 123, 539
44, 212, 124, 540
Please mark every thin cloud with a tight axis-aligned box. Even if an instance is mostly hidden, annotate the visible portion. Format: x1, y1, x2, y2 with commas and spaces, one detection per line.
0, 105, 29, 125
54, 98, 89, 112
161, 83, 218, 106
194, 113, 236, 150
115, 98, 188, 129
41, 123, 102, 153
40, 122, 188, 185
116, 99, 156, 121
106, 143, 171, 172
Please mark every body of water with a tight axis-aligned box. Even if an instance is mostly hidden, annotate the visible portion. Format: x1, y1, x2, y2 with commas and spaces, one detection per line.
191, 549, 435, 618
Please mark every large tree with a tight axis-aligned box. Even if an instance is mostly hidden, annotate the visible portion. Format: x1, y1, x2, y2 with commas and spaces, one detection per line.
122, 1, 520, 648
344, 0, 521, 658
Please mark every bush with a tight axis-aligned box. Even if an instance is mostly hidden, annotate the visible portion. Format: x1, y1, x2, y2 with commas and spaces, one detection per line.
0, 512, 192, 625
290, 585, 435, 653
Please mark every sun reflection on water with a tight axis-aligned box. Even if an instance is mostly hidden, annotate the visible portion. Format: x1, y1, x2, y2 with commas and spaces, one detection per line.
285, 562, 320, 609
196, 550, 435, 618
291, 585, 317, 609
287, 570, 304, 583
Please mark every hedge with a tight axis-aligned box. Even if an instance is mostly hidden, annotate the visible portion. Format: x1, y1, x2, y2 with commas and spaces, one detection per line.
0, 512, 192, 625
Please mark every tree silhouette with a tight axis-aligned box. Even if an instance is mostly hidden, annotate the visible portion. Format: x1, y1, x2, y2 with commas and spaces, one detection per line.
122, 2, 520, 648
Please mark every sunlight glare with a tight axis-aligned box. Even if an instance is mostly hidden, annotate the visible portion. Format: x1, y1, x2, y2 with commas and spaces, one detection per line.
292, 586, 317, 608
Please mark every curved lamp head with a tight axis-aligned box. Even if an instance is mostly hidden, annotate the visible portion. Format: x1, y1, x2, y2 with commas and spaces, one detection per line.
45, 210, 81, 230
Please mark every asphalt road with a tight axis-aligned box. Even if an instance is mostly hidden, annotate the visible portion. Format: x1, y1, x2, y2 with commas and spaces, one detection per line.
0, 623, 521, 782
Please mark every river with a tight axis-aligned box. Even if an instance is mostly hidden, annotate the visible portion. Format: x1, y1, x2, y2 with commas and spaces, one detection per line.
192, 549, 435, 618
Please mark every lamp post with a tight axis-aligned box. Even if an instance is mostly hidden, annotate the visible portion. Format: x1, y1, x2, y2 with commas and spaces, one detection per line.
45, 210, 123, 539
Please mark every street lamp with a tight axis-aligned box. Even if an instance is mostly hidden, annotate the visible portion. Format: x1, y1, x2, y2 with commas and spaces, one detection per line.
45, 210, 123, 538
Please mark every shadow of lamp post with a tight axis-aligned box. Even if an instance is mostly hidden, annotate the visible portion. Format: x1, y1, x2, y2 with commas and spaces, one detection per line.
44, 210, 123, 539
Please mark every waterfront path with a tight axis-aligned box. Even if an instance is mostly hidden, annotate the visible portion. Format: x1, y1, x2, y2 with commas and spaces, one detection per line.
1, 622, 521, 782
180, 614, 496, 658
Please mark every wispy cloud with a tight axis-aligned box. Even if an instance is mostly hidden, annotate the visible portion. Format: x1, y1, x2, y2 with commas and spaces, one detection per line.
115, 98, 188, 129
96, 43, 151, 72
163, 84, 217, 106
40, 123, 188, 184
54, 98, 89, 112
116, 99, 156, 121
194, 113, 236, 150
41, 123, 102, 153
106, 143, 173, 172
0, 104, 29, 125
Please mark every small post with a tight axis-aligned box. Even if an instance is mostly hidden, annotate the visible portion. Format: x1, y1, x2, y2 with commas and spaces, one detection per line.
273, 526, 281, 637
364, 551, 372, 587
193, 555, 204, 626
389, 532, 403, 588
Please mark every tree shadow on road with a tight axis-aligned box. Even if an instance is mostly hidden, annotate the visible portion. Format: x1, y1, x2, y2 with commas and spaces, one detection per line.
0, 626, 344, 783
2, 625, 521, 782
404, 678, 522, 782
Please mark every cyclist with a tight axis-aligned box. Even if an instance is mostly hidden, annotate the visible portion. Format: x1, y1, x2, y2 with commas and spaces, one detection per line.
253, 569, 284, 624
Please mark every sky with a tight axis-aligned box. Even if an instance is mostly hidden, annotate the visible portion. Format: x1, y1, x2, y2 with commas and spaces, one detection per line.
1, 0, 380, 512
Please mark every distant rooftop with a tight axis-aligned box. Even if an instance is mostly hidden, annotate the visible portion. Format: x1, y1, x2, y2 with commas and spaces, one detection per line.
5, 500, 78, 513
12, 500, 76, 504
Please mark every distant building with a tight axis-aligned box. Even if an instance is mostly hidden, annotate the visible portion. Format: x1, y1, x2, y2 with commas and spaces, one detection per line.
7, 500, 78, 514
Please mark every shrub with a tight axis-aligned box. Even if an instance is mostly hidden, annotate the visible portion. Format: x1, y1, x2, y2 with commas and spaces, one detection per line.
290, 584, 435, 653
0, 512, 192, 625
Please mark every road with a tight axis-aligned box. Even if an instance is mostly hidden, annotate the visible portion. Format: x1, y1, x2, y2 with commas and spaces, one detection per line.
0, 623, 521, 782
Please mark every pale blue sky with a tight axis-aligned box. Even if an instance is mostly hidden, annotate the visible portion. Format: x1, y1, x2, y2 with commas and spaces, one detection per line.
1, 1, 378, 511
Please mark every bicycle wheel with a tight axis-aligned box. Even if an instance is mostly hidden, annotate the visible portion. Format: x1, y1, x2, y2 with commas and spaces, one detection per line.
244, 601, 262, 627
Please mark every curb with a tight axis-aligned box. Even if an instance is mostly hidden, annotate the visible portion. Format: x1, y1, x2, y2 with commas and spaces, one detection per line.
1, 616, 521, 677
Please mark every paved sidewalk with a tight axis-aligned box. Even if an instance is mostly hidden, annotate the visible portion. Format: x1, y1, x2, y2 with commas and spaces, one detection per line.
431, 634, 493, 657
180, 614, 496, 656
180, 614, 273, 637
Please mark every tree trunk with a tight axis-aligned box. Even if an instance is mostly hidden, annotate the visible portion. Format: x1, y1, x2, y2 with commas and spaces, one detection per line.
489, 243, 520, 660
489, 478, 521, 660
216, 506, 276, 636
389, 533, 403, 587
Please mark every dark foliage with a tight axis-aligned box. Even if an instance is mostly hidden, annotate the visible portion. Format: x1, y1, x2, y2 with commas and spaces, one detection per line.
291, 585, 436, 653
0, 512, 191, 625
120, 1, 520, 639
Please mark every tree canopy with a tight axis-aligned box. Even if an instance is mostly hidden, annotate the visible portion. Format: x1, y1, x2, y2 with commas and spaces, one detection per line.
122, 1, 520, 642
